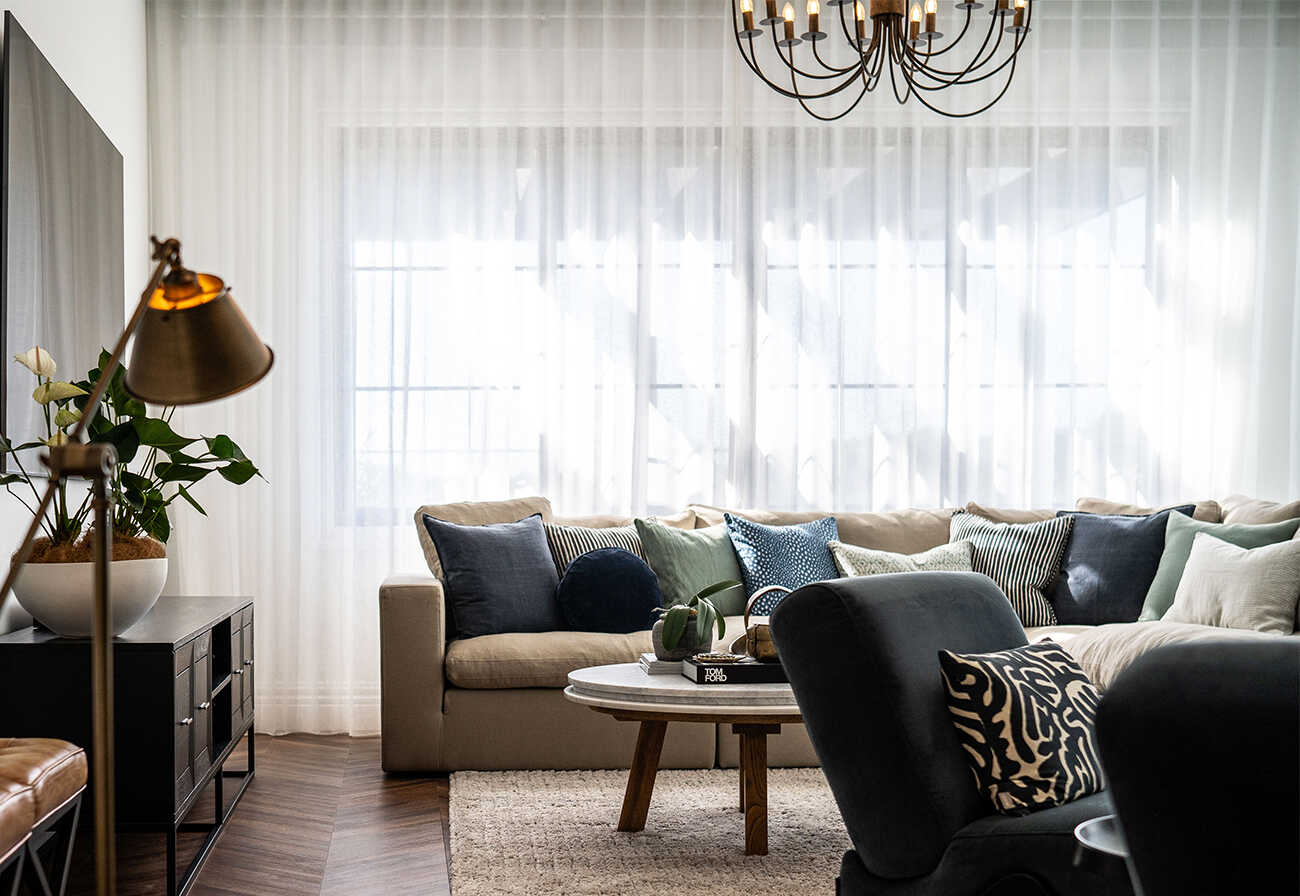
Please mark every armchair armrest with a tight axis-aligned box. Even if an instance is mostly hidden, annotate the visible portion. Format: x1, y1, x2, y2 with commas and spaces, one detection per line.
379, 573, 447, 771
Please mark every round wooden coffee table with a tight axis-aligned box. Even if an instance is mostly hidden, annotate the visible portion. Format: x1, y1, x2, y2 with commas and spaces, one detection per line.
565, 662, 803, 856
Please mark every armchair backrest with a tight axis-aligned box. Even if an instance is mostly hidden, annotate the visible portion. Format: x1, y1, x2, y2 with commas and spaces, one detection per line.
770, 572, 1027, 880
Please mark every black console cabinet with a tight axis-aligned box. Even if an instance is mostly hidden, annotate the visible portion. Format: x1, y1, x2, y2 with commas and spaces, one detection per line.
0, 595, 255, 896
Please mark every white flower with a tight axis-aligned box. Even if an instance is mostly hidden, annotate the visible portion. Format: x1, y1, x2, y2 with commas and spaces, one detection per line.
14, 347, 56, 378
44, 432, 68, 447
53, 407, 82, 428
32, 382, 87, 405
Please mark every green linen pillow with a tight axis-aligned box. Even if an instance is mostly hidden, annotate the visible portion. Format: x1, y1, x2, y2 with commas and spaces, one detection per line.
1139, 514, 1300, 620
634, 518, 745, 616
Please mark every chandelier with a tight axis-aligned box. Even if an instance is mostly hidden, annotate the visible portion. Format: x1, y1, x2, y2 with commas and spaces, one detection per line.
733, 0, 1033, 120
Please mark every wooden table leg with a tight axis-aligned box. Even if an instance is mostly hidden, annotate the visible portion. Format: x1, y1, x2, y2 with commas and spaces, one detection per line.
734, 723, 780, 856
617, 720, 668, 832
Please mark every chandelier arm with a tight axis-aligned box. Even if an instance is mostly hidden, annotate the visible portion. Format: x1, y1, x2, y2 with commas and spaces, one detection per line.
771, 25, 854, 79
813, 39, 865, 74
903, 9, 1000, 79
887, 21, 914, 104
737, 31, 838, 99
902, 51, 1019, 118
903, 22, 1028, 87
909, 7, 975, 58
836, 1, 858, 47
793, 68, 872, 121
906, 16, 1009, 81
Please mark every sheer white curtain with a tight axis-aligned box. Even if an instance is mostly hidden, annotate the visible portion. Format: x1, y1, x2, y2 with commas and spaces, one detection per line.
146, 0, 1300, 734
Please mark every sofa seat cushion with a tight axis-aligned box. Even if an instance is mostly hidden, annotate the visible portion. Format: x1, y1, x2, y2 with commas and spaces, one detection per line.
0, 738, 85, 824
446, 630, 653, 689
0, 777, 33, 863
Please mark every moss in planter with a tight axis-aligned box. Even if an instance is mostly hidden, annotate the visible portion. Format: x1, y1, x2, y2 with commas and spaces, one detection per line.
29, 533, 166, 563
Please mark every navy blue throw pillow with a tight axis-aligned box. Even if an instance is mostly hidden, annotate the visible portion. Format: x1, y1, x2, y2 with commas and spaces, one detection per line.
555, 548, 663, 634
1050, 505, 1195, 624
421, 513, 563, 639
724, 513, 840, 604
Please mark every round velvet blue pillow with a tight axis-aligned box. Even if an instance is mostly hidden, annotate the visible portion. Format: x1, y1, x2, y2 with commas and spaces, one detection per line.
555, 548, 663, 634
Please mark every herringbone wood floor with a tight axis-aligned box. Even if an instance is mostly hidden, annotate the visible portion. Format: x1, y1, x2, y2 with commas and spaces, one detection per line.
68, 735, 451, 896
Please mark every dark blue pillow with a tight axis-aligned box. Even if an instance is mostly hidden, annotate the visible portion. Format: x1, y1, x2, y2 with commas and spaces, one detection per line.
421, 513, 563, 639
555, 548, 663, 634
1050, 505, 1195, 624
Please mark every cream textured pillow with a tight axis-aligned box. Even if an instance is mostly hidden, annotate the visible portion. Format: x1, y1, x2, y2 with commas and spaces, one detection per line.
829, 539, 973, 577
1163, 533, 1300, 634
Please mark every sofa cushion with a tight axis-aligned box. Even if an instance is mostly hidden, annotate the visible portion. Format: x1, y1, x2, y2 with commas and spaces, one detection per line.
421, 513, 563, 639
1220, 494, 1300, 525
445, 629, 652, 688
555, 548, 663, 634
0, 738, 85, 824
635, 519, 746, 615
1075, 496, 1222, 523
724, 513, 839, 604
691, 504, 955, 555
551, 508, 696, 530
1139, 514, 1300, 621
543, 522, 643, 576
950, 511, 1074, 627
1163, 533, 1300, 634
414, 496, 553, 580
1050, 506, 1195, 625
963, 502, 1058, 523
830, 539, 973, 577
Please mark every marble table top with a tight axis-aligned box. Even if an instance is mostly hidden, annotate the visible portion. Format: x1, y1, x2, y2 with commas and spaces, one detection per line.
565, 662, 800, 716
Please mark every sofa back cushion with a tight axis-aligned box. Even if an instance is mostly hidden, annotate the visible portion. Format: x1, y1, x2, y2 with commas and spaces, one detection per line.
552, 509, 695, 530
1220, 494, 1300, 526
1140, 513, 1300, 621
962, 502, 1058, 524
414, 496, 553, 581
420, 513, 563, 639
691, 504, 956, 555
1076, 496, 1222, 523
1050, 505, 1195, 625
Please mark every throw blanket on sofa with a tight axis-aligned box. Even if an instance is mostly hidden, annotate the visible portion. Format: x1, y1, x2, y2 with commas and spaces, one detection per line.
1027, 621, 1296, 691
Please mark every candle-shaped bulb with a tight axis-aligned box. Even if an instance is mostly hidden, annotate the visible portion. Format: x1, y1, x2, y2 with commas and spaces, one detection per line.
807, 0, 819, 13
925, 0, 936, 13
742, 0, 753, 11
854, 0, 865, 20
783, 2, 795, 21
1014, 0, 1026, 6
910, 3, 922, 23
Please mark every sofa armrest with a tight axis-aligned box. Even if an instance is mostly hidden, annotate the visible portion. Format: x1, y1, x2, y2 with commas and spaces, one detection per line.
379, 573, 447, 771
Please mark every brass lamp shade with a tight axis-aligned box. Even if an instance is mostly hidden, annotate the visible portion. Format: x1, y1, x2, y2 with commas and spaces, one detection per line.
124, 273, 273, 405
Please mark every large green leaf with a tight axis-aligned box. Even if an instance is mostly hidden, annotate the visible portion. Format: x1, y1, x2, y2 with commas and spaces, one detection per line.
133, 418, 196, 451
100, 421, 140, 465
694, 600, 715, 648
176, 484, 207, 516
143, 510, 171, 543
217, 459, 259, 485
205, 435, 247, 461
660, 605, 690, 650
120, 471, 152, 492
154, 462, 209, 483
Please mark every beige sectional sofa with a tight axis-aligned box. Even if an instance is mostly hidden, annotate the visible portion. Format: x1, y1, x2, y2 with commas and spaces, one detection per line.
379, 493, 1298, 773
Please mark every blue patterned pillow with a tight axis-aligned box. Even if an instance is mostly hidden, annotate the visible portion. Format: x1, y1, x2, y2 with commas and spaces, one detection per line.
724, 513, 840, 612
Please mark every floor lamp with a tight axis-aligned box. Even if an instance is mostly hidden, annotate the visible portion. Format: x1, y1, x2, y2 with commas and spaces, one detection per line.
0, 236, 273, 896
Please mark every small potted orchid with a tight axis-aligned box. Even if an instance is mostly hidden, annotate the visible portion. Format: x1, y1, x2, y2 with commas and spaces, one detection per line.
1, 346, 261, 636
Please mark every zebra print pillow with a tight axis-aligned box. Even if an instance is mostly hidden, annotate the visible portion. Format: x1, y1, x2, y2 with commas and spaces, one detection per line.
939, 641, 1104, 815
949, 511, 1074, 626
543, 522, 644, 576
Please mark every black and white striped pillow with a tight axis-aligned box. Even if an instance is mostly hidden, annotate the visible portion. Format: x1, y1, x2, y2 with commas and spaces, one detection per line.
939, 641, 1103, 815
950, 511, 1073, 626
543, 523, 644, 576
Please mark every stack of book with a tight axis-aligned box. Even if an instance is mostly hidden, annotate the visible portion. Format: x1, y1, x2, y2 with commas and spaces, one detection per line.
638, 653, 682, 675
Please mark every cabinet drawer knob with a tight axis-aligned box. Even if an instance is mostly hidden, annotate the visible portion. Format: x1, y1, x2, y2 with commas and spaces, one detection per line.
244, 659, 253, 666
197, 702, 211, 711
179, 717, 194, 727
232, 668, 244, 675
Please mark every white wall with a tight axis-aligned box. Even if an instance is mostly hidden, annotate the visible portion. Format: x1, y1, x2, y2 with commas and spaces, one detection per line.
0, 1, 148, 631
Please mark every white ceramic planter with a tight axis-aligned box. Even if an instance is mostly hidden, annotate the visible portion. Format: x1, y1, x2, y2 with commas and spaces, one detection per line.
13, 557, 167, 637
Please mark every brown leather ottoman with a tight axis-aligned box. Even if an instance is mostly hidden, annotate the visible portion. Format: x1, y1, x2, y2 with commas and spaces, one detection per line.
0, 737, 88, 894
0, 739, 87, 825
0, 777, 33, 864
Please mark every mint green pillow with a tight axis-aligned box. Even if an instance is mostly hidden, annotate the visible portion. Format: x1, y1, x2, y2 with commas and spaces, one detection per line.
1139, 514, 1300, 620
634, 518, 745, 616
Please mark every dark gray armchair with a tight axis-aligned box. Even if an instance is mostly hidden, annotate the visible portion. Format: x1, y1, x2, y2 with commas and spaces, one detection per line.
1095, 639, 1300, 896
770, 572, 1132, 896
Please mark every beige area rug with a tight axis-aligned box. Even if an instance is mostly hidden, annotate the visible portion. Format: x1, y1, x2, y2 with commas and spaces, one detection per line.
450, 768, 849, 896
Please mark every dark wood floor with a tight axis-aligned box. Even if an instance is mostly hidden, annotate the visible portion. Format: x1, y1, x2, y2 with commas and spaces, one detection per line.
68, 735, 451, 896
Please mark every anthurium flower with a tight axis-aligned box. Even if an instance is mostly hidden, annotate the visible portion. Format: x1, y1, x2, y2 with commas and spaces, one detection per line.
14, 347, 56, 377
32, 382, 87, 405
53, 407, 82, 428
44, 432, 68, 447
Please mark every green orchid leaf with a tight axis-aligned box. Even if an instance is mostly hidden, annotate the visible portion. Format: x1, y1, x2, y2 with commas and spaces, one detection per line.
32, 381, 88, 405
154, 462, 209, 483
661, 605, 690, 650
133, 418, 197, 451
693, 579, 741, 602
177, 485, 207, 516
218, 459, 258, 485
694, 600, 715, 648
